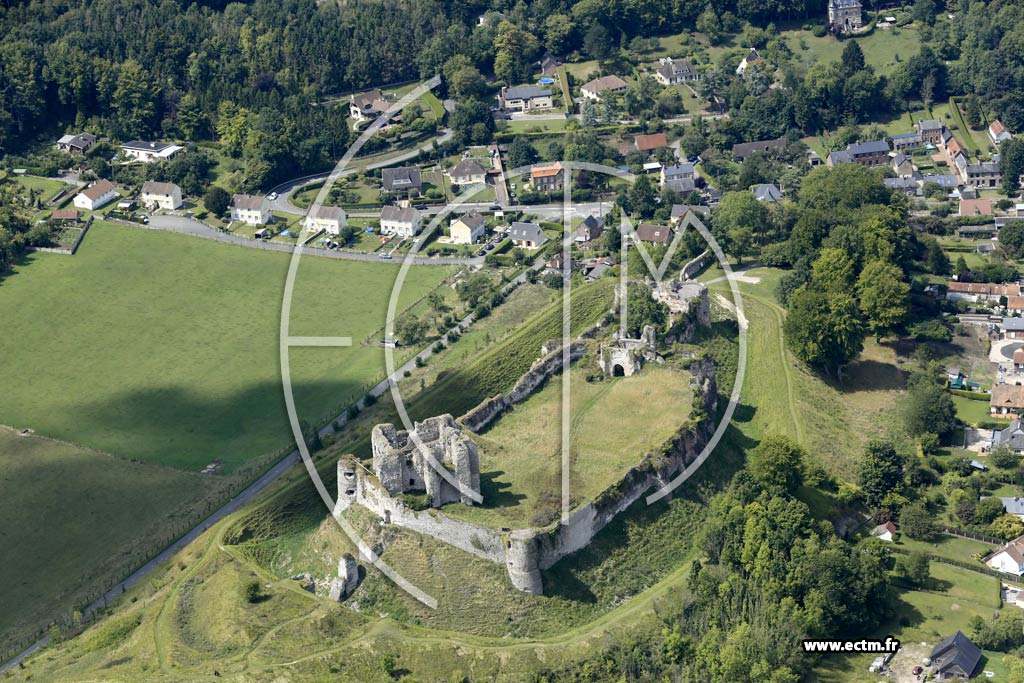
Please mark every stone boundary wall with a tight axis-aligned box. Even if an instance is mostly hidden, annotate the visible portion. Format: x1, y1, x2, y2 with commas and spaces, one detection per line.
681, 249, 710, 280
461, 341, 588, 433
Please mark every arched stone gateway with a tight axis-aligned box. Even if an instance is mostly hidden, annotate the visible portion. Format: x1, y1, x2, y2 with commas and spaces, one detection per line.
612, 364, 625, 377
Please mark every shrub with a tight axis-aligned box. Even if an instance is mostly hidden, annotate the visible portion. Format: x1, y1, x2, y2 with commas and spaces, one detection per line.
241, 579, 263, 603
811, 25, 827, 37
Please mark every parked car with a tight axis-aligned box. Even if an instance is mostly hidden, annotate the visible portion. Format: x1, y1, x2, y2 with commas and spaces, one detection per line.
267, 192, 278, 200
476, 250, 485, 256
378, 252, 393, 259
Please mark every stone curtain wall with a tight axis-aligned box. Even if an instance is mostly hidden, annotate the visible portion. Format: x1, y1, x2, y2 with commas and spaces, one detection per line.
337, 353, 719, 595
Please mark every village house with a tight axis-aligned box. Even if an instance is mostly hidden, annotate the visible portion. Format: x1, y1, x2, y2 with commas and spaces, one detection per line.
871, 521, 897, 542
847, 140, 891, 167
891, 153, 916, 178
140, 181, 182, 210
583, 256, 615, 281
891, 131, 923, 151
1005, 318, 1024, 340
634, 223, 674, 245
56, 132, 97, 155
531, 162, 564, 192
990, 534, 1024, 574
544, 252, 573, 277
447, 158, 488, 186
654, 57, 699, 85
927, 631, 982, 680
945, 280, 1020, 302
828, 0, 863, 32
449, 211, 486, 244
992, 383, 1024, 417
349, 89, 392, 122
884, 176, 920, 195
989, 119, 1013, 146
917, 119, 946, 147
120, 140, 184, 163
580, 75, 628, 101
379, 205, 422, 238
959, 198, 993, 217
72, 179, 117, 211
306, 205, 347, 235
230, 194, 270, 226
731, 137, 787, 161
735, 48, 762, 76
826, 149, 853, 167
1015, 350, 1024, 373
1008, 296, 1024, 315
753, 183, 783, 202
498, 86, 553, 112
660, 163, 695, 193
381, 166, 422, 195
50, 209, 78, 224
994, 420, 1024, 454
574, 215, 604, 247
634, 133, 668, 155
965, 161, 1002, 188
508, 221, 547, 249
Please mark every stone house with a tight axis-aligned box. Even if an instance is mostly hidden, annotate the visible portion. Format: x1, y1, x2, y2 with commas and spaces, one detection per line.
530, 162, 564, 192
847, 140, 891, 167
965, 161, 1001, 189
731, 137, 787, 160
917, 119, 946, 147
828, 0, 863, 32
892, 153, 916, 177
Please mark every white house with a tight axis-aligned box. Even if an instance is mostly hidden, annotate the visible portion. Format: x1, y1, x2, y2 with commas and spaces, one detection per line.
306, 205, 347, 235
120, 140, 184, 163
140, 181, 182, 210
736, 48, 762, 76
73, 179, 117, 211
989, 119, 1013, 146
654, 58, 699, 85
230, 194, 271, 226
448, 159, 488, 186
380, 205, 421, 238
580, 75, 628, 101
450, 211, 486, 244
987, 534, 1024, 575
497, 86, 553, 112
871, 521, 897, 542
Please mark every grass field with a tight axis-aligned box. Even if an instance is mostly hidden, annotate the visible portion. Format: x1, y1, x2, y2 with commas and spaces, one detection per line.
0, 426, 222, 657
0, 222, 455, 471
782, 26, 921, 77
12, 175, 73, 203
446, 365, 692, 529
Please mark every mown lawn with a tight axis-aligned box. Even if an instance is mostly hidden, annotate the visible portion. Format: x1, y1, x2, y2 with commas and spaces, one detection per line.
447, 365, 692, 529
12, 175, 73, 202
0, 426, 220, 657
0, 221, 454, 471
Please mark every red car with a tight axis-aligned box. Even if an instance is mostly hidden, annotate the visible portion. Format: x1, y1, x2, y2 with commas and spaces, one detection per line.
912, 665, 923, 675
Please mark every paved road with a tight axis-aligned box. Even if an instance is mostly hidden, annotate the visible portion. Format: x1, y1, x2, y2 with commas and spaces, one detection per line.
270, 130, 454, 215
142, 215, 483, 266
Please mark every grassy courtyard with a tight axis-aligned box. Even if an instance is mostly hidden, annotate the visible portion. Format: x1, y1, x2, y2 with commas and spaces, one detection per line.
0, 221, 455, 472
447, 365, 693, 529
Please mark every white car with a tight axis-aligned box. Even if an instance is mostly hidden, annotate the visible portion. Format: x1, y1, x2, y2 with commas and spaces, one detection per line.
268, 192, 278, 200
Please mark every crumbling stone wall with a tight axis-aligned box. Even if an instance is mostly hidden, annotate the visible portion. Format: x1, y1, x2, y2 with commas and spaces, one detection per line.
370, 414, 480, 507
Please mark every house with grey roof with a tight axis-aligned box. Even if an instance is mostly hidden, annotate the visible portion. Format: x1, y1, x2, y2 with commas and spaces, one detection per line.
140, 181, 182, 210
56, 132, 97, 155
307, 205, 347, 235
448, 159, 488, 186
731, 137, 787, 161
966, 161, 1002, 189
892, 153, 915, 177
574, 215, 605, 246
891, 131, 923, 151
508, 221, 547, 249
884, 176, 920, 195
753, 183, 783, 202
498, 86, 553, 112
661, 163, 695, 193
381, 166, 422, 194
826, 149, 853, 167
917, 119, 946, 146
828, 0, 863, 32
449, 211, 486, 244
927, 631, 981, 679
380, 205, 421, 238
230, 194, 270, 226
654, 57, 699, 85
989, 534, 1024, 574
847, 140, 891, 167
994, 421, 1024, 455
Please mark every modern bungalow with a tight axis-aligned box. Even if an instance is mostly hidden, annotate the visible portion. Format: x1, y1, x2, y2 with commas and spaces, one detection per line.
580, 75, 628, 101
498, 86, 553, 112
120, 140, 184, 163
654, 57, 699, 85
508, 221, 547, 249
73, 179, 117, 211
448, 158, 488, 186
56, 132, 97, 155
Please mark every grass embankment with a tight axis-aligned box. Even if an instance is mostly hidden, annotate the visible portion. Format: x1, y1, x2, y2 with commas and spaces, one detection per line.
0, 221, 454, 472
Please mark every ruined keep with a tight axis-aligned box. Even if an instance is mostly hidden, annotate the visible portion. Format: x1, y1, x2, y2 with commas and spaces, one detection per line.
655, 279, 711, 331
327, 553, 360, 602
370, 414, 480, 507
